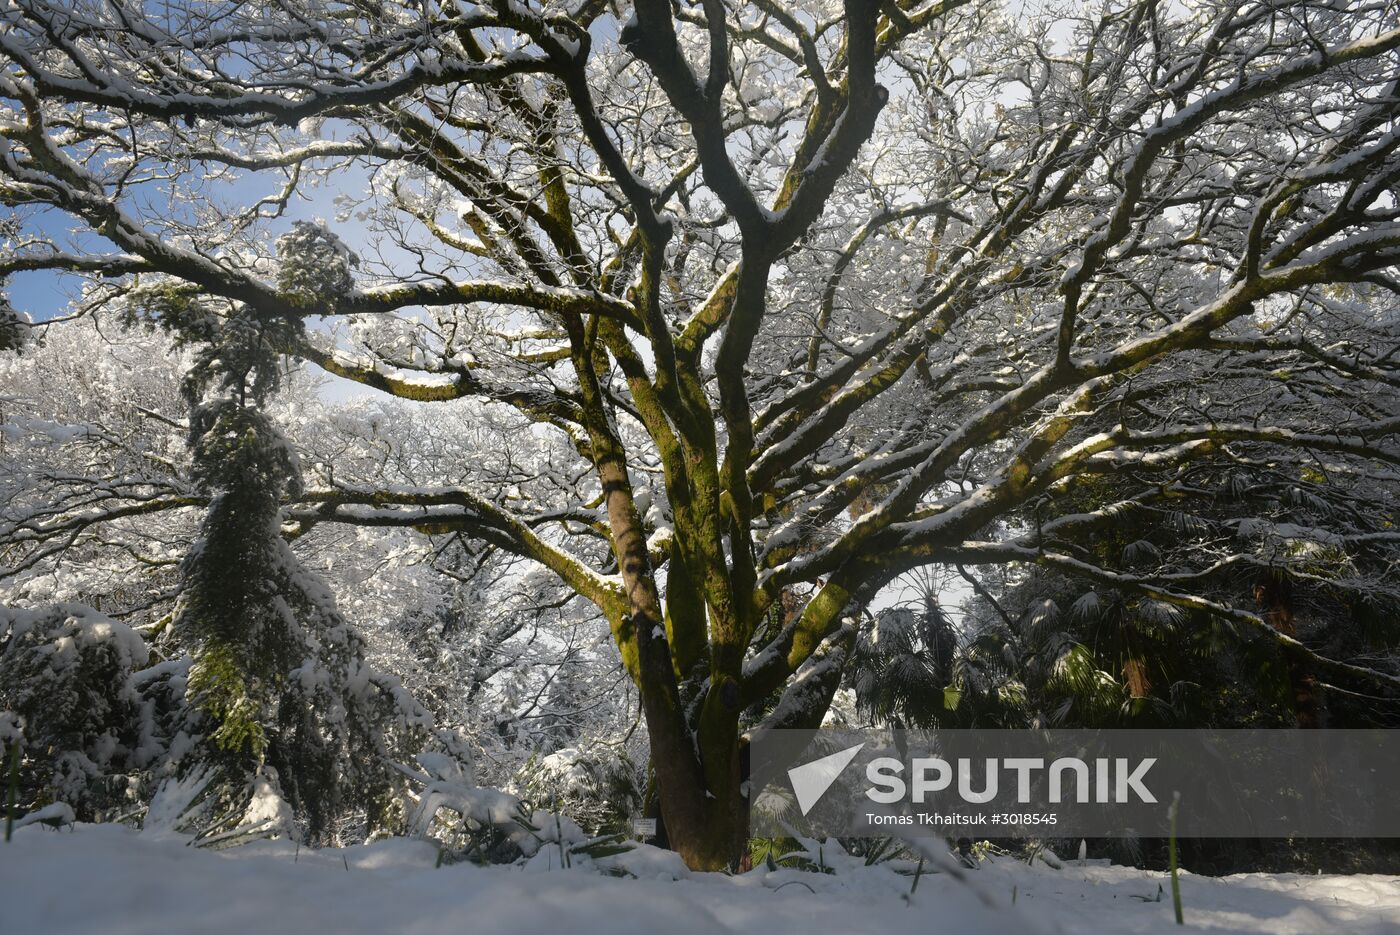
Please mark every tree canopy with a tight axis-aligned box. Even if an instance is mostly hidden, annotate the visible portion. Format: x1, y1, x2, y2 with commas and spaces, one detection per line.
2, 0, 1399, 868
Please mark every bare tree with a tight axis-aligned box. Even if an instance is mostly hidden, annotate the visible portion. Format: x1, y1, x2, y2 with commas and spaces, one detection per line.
2, 0, 1399, 867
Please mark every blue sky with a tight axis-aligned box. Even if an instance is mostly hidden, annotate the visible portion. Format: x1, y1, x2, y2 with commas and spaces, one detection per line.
9, 179, 341, 324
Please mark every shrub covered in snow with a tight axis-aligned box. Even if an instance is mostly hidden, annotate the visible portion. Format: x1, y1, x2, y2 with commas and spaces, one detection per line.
400, 751, 643, 868
516, 744, 645, 836
0, 604, 154, 819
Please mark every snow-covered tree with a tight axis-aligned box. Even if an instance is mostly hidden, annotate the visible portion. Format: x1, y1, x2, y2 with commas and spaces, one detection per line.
172, 397, 433, 844
2, 0, 1399, 868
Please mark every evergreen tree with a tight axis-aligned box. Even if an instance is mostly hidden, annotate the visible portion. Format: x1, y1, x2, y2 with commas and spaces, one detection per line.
0, 281, 27, 353
172, 400, 429, 842
135, 227, 436, 844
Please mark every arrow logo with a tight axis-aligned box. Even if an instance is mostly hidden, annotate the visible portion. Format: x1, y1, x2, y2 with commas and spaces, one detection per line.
787, 742, 866, 816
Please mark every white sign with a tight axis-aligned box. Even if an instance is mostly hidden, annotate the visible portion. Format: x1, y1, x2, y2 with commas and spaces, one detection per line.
631, 818, 657, 838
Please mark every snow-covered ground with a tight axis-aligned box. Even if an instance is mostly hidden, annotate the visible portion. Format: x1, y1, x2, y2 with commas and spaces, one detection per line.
3, 824, 1398, 935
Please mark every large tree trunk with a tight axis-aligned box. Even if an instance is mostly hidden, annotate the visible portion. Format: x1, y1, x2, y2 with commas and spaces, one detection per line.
648, 608, 856, 869
631, 643, 747, 869
653, 728, 747, 871
593, 459, 750, 869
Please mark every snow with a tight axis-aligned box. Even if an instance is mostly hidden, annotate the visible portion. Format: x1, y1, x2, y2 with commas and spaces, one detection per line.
229, 770, 296, 839
0, 603, 150, 672
143, 770, 211, 837
10, 802, 75, 831
6, 824, 1397, 934
409, 780, 529, 839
